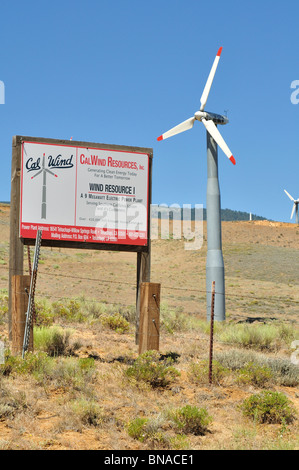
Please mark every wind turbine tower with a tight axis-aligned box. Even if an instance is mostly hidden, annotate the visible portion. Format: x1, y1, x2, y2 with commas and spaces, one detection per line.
157, 47, 235, 321
31, 153, 58, 219
284, 190, 299, 224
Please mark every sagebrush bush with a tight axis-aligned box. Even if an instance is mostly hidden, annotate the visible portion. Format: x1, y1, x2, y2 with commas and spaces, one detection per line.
0, 351, 51, 379
160, 304, 189, 333
188, 360, 229, 385
241, 391, 296, 424
52, 299, 85, 322
237, 362, 273, 387
215, 350, 299, 387
126, 415, 190, 450
217, 322, 298, 352
70, 398, 105, 427
0, 386, 28, 419
49, 357, 96, 390
101, 313, 130, 333
127, 417, 149, 442
167, 405, 212, 435
34, 299, 54, 327
34, 327, 74, 356
126, 350, 180, 388
0, 293, 8, 324
0, 352, 96, 391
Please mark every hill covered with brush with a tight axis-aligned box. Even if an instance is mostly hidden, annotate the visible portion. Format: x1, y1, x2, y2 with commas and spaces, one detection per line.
152, 205, 267, 221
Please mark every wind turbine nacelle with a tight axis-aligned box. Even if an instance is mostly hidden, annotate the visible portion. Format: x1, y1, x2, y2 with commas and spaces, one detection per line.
195, 110, 228, 125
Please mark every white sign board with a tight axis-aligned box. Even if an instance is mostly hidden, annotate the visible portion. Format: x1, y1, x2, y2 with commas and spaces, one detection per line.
20, 141, 150, 246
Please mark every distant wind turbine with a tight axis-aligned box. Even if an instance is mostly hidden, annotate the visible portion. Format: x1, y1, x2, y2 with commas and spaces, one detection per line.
284, 189, 299, 224
31, 153, 58, 219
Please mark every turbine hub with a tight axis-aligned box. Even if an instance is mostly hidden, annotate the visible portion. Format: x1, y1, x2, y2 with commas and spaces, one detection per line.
194, 110, 228, 125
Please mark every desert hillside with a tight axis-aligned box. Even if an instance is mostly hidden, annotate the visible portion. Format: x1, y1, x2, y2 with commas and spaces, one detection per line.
0, 204, 298, 450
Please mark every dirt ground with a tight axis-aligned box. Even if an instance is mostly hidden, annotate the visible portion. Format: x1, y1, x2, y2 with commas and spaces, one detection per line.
0, 204, 298, 450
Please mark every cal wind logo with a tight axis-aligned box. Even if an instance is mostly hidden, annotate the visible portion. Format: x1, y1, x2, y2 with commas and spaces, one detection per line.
48, 154, 74, 170
26, 154, 74, 173
26, 153, 74, 220
29, 153, 58, 220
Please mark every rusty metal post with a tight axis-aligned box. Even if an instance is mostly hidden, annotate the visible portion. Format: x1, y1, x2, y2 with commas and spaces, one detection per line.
27, 246, 36, 323
209, 281, 216, 384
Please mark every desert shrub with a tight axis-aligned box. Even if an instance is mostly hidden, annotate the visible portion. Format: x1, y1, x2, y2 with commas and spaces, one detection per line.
217, 322, 298, 352
126, 415, 189, 449
118, 305, 136, 324
217, 323, 279, 351
0, 351, 19, 377
277, 323, 297, 344
160, 304, 203, 334
0, 352, 96, 391
167, 405, 212, 435
70, 399, 105, 427
84, 300, 107, 319
34, 299, 54, 327
34, 327, 74, 356
0, 351, 51, 379
241, 391, 296, 424
215, 350, 299, 387
101, 313, 130, 333
0, 292, 8, 324
52, 299, 85, 322
47, 357, 96, 390
126, 350, 180, 389
0, 386, 28, 419
160, 304, 189, 333
188, 360, 229, 385
215, 349, 261, 370
127, 417, 149, 442
237, 362, 273, 387
266, 358, 299, 387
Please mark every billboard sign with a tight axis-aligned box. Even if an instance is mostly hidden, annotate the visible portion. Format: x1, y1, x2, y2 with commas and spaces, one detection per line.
20, 140, 151, 247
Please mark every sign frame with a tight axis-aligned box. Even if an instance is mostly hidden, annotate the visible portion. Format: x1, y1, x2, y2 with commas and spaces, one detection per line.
9, 135, 152, 341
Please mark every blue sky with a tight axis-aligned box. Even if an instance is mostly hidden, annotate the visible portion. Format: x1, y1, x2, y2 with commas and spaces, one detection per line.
0, 0, 298, 222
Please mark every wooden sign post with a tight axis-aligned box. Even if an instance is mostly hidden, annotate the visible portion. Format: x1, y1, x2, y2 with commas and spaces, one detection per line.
11, 275, 33, 355
138, 282, 160, 355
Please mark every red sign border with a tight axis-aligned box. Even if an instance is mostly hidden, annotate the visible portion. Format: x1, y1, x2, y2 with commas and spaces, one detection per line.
19, 137, 152, 252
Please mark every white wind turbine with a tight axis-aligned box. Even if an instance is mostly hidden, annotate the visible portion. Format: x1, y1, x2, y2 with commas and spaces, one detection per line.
284, 189, 299, 224
31, 153, 58, 220
157, 47, 236, 322
157, 47, 235, 166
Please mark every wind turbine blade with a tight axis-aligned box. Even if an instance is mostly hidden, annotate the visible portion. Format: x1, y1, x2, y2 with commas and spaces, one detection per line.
202, 118, 236, 165
284, 189, 295, 202
45, 169, 58, 177
31, 170, 43, 179
200, 47, 223, 111
157, 117, 195, 141
291, 203, 296, 219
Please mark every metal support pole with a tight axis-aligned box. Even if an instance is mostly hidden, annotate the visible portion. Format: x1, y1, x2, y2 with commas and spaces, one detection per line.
206, 131, 225, 321
22, 230, 42, 358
